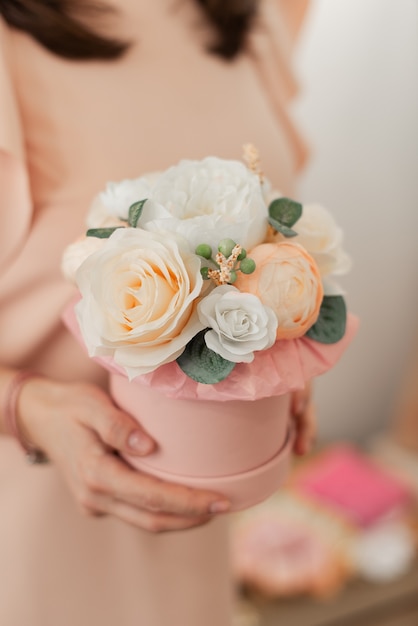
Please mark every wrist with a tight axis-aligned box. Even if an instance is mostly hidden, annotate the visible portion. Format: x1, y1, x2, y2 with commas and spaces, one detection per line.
3, 370, 49, 464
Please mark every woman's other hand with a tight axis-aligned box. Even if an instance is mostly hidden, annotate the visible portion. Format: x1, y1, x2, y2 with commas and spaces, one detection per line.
17, 377, 230, 532
291, 382, 316, 455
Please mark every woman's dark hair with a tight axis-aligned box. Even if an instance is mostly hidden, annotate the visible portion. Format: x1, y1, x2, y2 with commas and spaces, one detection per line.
0, 0, 259, 61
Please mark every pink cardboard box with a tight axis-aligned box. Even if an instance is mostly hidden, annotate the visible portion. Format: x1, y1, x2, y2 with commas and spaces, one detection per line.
294, 445, 412, 527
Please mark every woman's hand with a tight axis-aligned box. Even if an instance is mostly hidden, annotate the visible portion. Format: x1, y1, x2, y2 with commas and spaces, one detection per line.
17, 377, 230, 532
291, 382, 316, 455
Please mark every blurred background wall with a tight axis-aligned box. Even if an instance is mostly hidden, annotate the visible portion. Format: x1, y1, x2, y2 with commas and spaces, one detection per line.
292, 0, 418, 442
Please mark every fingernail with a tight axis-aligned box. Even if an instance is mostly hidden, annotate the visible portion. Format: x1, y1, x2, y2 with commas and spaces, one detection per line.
209, 500, 231, 514
128, 430, 154, 455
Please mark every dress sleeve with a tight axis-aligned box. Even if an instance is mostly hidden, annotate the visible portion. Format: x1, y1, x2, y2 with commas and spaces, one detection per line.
276, 0, 311, 48
0, 17, 32, 273
248, 0, 311, 173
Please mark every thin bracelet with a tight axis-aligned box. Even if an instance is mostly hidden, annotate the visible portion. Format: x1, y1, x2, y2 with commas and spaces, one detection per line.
3, 370, 49, 464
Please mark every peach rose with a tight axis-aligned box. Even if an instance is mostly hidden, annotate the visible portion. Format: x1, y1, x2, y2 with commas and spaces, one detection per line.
266, 202, 352, 295
234, 242, 323, 340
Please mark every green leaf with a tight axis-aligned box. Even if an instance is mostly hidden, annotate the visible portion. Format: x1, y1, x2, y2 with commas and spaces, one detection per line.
268, 197, 302, 228
128, 199, 148, 227
268, 217, 298, 238
306, 295, 347, 344
176, 330, 236, 384
86, 227, 123, 238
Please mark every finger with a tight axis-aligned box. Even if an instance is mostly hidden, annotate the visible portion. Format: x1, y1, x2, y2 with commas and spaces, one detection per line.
79, 504, 107, 519
291, 382, 311, 417
78, 390, 155, 457
77, 488, 211, 531
91, 452, 230, 517
293, 402, 317, 456
102, 499, 212, 533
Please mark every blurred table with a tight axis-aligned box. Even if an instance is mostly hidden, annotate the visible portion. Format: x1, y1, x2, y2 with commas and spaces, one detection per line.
250, 558, 418, 626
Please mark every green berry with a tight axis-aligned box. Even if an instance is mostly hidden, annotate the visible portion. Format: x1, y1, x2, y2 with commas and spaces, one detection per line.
195, 244, 212, 259
218, 238, 236, 257
229, 270, 237, 284
237, 248, 247, 261
239, 258, 256, 274
200, 267, 210, 280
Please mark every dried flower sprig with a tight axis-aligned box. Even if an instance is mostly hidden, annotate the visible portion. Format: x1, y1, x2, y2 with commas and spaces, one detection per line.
242, 143, 264, 184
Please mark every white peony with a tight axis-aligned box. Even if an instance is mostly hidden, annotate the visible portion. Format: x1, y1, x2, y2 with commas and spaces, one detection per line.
74, 228, 205, 379
140, 157, 268, 252
197, 285, 277, 363
85, 195, 126, 229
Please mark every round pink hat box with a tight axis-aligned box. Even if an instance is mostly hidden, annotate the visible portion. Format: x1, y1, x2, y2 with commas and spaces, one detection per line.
110, 373, 295, 512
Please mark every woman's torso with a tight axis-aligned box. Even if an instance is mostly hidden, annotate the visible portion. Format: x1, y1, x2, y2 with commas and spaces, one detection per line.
0, 0, 305, 378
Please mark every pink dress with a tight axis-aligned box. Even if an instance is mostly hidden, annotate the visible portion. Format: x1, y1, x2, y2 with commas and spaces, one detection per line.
0, 1, 308, 624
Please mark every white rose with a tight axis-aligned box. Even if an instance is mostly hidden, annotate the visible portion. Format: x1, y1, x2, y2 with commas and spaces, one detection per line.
197, 285, 277, 363
140, 157, 268, 252
61, 236, 105, 283
295, 203, 351, 275
87, 174, 159, 227
75, 228, 205, 379
270, 201, 352, 295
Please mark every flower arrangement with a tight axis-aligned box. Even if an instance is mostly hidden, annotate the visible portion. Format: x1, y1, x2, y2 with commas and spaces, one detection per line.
62, 147, 351, 387
61, 147, 356, 510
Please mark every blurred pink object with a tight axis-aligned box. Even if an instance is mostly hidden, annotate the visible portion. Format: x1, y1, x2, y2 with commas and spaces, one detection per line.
231, 490, 353, 598
294, 446, 412, 527
232, 515, 341, 597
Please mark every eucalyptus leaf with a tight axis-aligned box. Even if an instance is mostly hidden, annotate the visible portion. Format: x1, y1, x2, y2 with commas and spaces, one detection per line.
86, 227, 123, 239
268, 197, 302, 228
128, 199, 148, 227
268, 217, 298, 238
176, 330, 236, 384
306, 295, 347, 344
